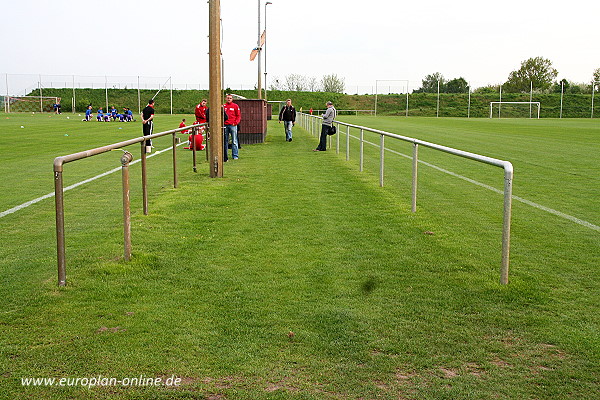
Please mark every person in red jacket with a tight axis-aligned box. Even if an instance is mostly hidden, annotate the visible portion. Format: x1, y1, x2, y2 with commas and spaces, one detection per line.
184, 124, 205, 150
223, 94, 241, 161
179, 118, 189, 134
195, 99, 208, 124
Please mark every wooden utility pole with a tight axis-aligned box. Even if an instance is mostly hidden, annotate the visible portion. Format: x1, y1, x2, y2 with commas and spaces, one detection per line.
257, 0, 262, 99
209, 0, 223, 177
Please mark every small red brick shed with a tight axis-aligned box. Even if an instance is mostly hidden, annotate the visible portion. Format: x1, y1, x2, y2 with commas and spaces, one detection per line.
234, 99, 268, 144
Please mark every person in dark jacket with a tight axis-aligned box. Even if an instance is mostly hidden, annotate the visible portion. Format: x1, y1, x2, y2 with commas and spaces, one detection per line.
278, 98, 296, 142
141, 99, 155, 153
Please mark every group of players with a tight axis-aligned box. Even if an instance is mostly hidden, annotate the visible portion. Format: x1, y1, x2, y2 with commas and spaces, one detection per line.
180, 99, 208, 150
78, 98, 216, 154
81, 105, 135, 122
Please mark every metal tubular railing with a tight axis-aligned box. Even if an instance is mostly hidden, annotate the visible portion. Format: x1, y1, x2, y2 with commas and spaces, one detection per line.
299, 113, 514, 285
53, 123, 207, 286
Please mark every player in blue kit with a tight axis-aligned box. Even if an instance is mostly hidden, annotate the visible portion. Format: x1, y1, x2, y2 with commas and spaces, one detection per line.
82, 105, 93, 121
110, 106, 118, 121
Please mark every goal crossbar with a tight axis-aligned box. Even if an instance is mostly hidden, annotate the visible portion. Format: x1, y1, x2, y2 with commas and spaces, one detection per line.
490, 101, 540, 119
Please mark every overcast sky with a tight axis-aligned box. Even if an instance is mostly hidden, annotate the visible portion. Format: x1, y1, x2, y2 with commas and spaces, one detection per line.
2, 0, 598, 94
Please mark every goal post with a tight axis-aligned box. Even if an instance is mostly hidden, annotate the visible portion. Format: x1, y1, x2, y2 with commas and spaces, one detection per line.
374, 79, 409, 117
489, 101, 540, 119
3, 96, 60, 113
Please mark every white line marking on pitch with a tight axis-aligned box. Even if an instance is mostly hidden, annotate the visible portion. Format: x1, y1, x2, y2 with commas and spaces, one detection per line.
353, 134, 600, 233
3, 135, 599, 234
0, 143, 186, 219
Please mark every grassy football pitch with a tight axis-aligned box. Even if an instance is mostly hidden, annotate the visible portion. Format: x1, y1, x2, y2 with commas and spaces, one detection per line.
0, 112, 598, 399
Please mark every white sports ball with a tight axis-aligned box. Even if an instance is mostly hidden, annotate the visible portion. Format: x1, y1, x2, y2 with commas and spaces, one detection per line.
67, 116, 70, 119
20, 126, 24, 128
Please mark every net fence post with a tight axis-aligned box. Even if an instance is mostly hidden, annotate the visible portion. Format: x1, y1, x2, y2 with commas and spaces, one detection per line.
38, 76, 43, 112
105, 76, 109, 114
467, 86, 471, 118
592, 83, 596, 119
72, 75, 76, 113
4, 73, 8, 113
560, 81, 564, 118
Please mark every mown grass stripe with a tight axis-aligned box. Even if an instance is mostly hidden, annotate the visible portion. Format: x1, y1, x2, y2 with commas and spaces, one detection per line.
0, 142, 185, 219
352, 133, 600, 233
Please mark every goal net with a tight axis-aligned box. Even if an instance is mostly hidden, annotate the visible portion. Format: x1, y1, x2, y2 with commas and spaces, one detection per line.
374, 79, 410, 116
3, 96, 60, 113
489, 101, 540, 119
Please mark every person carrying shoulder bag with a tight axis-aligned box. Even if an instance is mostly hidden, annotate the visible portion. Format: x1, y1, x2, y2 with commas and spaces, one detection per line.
314, 101, 336, 152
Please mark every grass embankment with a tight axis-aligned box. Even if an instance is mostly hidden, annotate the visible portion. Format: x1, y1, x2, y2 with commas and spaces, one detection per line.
25, 87, 600, 118
0, 113, 598, 399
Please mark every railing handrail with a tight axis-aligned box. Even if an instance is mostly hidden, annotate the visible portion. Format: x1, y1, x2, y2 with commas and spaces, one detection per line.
299, 112, 513, 284
53, 123, 206, 172
303, 113, 513, 174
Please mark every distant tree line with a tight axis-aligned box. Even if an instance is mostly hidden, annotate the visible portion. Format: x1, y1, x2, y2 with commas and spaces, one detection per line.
415, 58, 600, 95
269, 73, 345, 93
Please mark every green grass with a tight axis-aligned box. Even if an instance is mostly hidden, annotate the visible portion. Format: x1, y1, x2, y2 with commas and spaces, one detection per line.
0, 113, 598, 399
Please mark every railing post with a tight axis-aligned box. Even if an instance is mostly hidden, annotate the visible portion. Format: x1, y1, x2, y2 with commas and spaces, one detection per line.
412, 143, 419, 212
141, 142, 148, 215
501, 165, 514, 285
359, 128, 364, 172
346, 124, 350, 161
54, 168, 66, 286
192, 126, 198, 173
172, 132, 178, 188
379, 134, 385, 187
336, 122, 340, 154
121, 151, 133, 261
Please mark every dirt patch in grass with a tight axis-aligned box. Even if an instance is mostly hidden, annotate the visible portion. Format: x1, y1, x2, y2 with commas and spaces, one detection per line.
395, 368, 419, 384
96, 326, 126, 333
438, 367, 459, 378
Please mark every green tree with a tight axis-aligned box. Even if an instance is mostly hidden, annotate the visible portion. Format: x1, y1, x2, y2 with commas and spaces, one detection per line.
504, 57, 558, 92
552, 78, 569, 93
593, 68, 600, 90
445, 77, 469, 93
321, 74, 345, 93
473, 84, 499, 94
552, 79, 584, 94
415, 72, 445, 93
